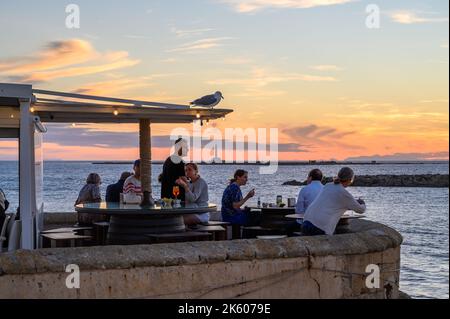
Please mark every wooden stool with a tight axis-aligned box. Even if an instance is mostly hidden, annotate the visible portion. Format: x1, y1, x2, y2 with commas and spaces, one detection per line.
41, 227, 93, 235
232, 224, 242, 240
92, 221, 110, 245
146, 231, 212, 244
196, 225, 227, 241
202, 221, 232, 240
41, 233, 92, 248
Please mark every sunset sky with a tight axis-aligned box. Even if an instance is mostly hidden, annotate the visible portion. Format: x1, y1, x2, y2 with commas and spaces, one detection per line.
0, 0, 448, 161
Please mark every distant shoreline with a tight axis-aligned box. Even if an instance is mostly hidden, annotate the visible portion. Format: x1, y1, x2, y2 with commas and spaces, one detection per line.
90, 160, 449, 166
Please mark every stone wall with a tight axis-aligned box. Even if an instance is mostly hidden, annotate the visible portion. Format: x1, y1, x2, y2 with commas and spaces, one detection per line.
0, 219, 402, 299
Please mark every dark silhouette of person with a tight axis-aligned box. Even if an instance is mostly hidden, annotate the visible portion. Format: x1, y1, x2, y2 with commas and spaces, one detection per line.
160, 138, 188, 201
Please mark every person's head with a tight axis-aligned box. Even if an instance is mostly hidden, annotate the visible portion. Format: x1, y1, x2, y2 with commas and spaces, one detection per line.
120, 171, 132, 181
185, 163, 199, 180
133, 160, 141, 177
334, 167, 355, 187
86, 173, 101, 185
230, 169, 248, 186
307, 169, 323, 184
174, 138, 189, 157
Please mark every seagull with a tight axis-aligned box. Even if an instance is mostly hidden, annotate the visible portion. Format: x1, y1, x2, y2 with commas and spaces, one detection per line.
190, 91, 224, 108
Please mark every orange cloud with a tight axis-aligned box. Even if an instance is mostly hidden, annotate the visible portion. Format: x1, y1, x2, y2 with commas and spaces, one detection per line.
0, 39, 140, 83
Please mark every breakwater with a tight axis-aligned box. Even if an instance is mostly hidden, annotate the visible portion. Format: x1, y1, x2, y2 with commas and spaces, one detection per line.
283, 174, 449, 187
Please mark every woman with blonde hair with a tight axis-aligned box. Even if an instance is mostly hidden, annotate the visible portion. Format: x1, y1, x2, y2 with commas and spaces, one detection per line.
302, 167, 366, 236
75, 173, 104, 225
176, 163, 209, 225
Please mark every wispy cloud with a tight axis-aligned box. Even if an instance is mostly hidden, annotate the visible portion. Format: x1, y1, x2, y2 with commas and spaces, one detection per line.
220, 0, 354, 13
0, 39, 140, 83
419, 99, 449, 104
223, 57, 253, 65
208, 67, 337, 86
167, 37, 233, 53
207, 66, 336, 98
310, 65, 343, 71
124, 35, 152, 39
283, 124, 361, 150
389, 11, 449, 24
72, 77, 155, 96
170, 27, 215, 38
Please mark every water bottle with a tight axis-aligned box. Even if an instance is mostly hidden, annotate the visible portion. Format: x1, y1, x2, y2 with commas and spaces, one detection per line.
257, 197, 261, 208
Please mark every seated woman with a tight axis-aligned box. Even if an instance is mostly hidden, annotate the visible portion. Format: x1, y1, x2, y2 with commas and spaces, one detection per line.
176, 163, 209, 226
302, 167, 366, 236
74, 173, 105, 225
221, 169, 258, 226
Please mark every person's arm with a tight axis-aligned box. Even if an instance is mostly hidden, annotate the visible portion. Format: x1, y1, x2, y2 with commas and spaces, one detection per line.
184, 180, 207, 203
232, 188, 255, 209
345, 192, 366, 214
295, 189, 306, 214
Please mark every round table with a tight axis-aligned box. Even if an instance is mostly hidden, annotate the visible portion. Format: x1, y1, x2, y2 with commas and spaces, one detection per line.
75, 202, 217, 245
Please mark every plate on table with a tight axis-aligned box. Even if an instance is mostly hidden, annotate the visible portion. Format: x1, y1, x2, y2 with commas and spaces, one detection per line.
257, 235, 287, 240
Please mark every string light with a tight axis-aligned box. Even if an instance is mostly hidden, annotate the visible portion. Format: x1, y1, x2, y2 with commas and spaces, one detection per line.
10, 114, 14, 118
71, 123, 76, 127
113, 109, 119, 116
30, 107, 35, 113
196, 112, 201, 119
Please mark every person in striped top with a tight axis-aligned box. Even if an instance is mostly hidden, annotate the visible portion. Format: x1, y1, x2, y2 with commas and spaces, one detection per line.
123, 160, 143, 198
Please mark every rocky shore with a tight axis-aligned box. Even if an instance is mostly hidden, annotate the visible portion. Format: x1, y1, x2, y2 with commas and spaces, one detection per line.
282, 174, 449, 188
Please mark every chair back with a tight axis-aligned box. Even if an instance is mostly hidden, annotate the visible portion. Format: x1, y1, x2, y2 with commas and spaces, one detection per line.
6, 213, 16, 237
1, 215, 11, 250
7, 220, 21, 251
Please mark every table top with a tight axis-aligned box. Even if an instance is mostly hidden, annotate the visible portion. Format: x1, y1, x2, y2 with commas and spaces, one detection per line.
249, 206, 296, 210
285, 213, 366, 220
75, 202, 217, 216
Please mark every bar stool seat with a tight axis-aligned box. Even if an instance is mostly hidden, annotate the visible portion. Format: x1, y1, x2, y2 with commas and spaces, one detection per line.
41, 233, 92, 248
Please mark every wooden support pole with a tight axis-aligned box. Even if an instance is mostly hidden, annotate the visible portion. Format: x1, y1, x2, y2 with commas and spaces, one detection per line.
139, 119, 152, 206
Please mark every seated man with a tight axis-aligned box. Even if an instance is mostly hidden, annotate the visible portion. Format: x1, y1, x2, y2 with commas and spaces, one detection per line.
295, 169, 324, 214
106, 172, 132, 203
303, 167, 366, 236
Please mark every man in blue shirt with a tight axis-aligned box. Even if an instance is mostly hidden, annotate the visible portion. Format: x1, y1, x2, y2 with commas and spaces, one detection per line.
295, 169, 324, 214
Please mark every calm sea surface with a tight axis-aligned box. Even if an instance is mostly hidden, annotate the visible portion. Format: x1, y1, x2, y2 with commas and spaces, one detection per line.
0, 161, 448, 299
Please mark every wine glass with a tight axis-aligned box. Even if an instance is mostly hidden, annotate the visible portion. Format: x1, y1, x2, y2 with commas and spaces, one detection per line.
173, 186, 180, 199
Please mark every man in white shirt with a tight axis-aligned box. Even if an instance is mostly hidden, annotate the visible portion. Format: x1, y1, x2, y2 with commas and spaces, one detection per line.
303, 167, 366, 236
295, 169, 324, 214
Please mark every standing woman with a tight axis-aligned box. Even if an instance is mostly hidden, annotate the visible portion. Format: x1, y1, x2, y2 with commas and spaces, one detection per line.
176, 163, 209, 225
75, 173, 104, 225
303, 167, 366, 236
221, 169, 257, 226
